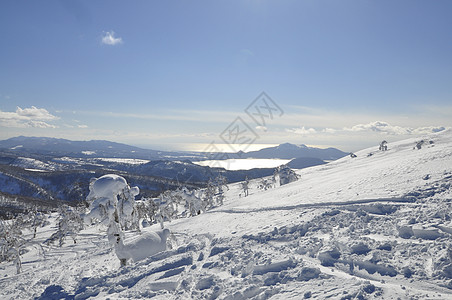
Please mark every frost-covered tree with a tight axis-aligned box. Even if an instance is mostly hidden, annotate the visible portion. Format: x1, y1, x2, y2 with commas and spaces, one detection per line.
46, 205, 84, 247
203, 174, 229, 207
213, 174, 228, 205
135, 187, 202, 230
155, 190, 179, 229
24, 208, 48, 239
0, 218, 26, 274
257, 178, 274, 191
135, 198, 159, 226
180, 187, 203, 217
274, 165, 299, 186
240, 176, 250, 197
202, 179, 216, 209
84, 174, 140, 266
379, 140, 388, 151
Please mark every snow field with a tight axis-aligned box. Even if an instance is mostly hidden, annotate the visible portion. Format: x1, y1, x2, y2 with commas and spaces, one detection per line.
1, 130, 452, 299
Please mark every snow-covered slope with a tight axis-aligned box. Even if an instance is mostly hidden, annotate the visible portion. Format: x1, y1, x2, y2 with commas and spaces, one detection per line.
1, 130, 452, 299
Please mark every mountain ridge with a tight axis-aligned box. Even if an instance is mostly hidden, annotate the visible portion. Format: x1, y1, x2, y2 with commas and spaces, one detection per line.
0, 136, 348, 161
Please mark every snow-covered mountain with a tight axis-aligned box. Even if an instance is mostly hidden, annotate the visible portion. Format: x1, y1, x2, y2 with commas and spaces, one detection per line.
0, 136, 192, 160
0, 136, 348, 161
231, 143, 348, 160
1, 130, 452, 299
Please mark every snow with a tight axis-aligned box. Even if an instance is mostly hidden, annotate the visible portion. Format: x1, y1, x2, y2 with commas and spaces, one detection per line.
96, 158, 150, 165
12, 157, 57, 171
1, 130, 452, 299
87, 174, 128, 200
24, 168, 48, 172
81, 151, 96, 155
116, 229, 170, 262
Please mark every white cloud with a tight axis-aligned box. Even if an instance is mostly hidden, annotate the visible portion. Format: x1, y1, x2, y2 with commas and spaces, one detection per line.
0, 106, 59, 128
343, 121, 446, 135
102, 31, 123, 45
286, 126, 316, 135
344, 121, 410, 135
322, 128, 337, 134
255, 126, 267, 132
78, 124, 89, 128
411, 126, 446, 134
16, 106, 58, 120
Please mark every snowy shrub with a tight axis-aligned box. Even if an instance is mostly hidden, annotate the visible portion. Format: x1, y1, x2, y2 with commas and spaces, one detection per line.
413, 140, 434, 150
257, 178, 275, 191
273, 165, 299, 186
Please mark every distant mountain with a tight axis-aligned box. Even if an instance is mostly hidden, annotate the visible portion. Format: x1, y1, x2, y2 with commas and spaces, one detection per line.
0, 136, 195, 160
229, 143, 347, 160
0, 137, 348, 162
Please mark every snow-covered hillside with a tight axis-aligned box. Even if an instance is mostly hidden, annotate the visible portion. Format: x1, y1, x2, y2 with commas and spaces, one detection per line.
1, 130, 452, 299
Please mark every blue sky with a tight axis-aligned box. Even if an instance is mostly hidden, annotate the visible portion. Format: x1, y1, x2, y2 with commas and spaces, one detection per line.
1, 0, 451, 152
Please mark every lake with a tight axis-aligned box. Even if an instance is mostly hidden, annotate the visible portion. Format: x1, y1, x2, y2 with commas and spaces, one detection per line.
193, 158, 291, 171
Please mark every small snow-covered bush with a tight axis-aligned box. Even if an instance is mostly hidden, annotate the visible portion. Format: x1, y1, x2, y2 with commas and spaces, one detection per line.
257, 178, 275, 191
274, 165, 299, 186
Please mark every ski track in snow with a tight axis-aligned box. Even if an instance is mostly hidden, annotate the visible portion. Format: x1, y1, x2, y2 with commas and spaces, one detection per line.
1, 130, 452, 299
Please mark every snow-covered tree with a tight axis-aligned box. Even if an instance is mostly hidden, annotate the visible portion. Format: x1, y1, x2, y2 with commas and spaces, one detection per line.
135, 198, 159, 226
240, 176, 250, 197
180, 187, 203, 217
24, 208, 48, 239
84, 174, 140, 266
155, 190, 179, 229
379, 140, 388, 151
274, 165, 299, 186
0, 217, 26, 274
46, 205, 84, 247
257, 178, 274, 191
202, 179, 216, 209
213, 174, 228, 205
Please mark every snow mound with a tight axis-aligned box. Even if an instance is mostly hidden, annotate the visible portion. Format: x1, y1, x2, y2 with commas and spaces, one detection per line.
116, 229, 170, 262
